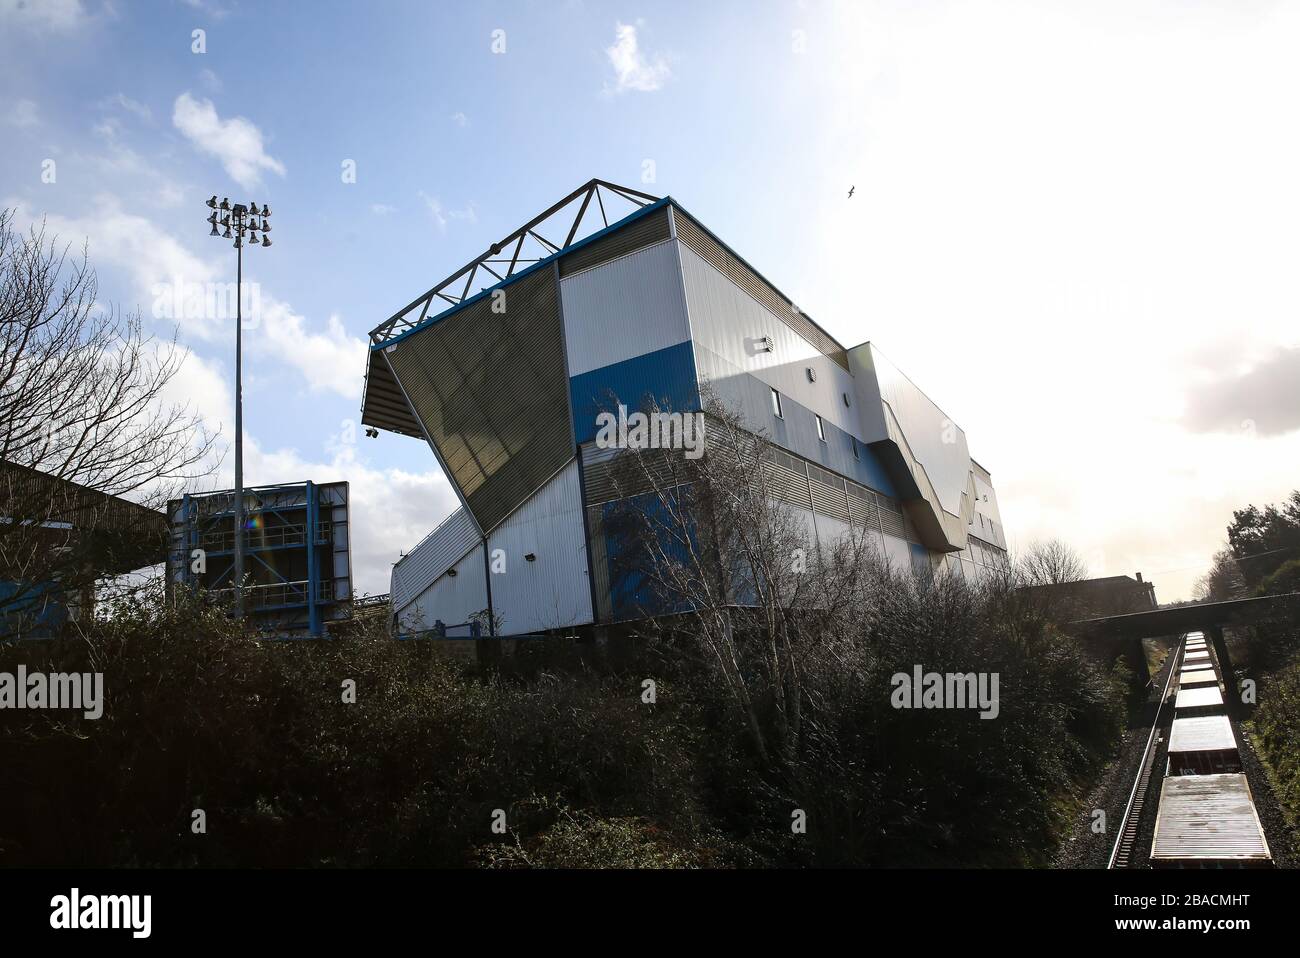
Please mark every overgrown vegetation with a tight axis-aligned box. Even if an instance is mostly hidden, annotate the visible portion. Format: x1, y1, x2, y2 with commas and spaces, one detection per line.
1202, 488, 1300, 855
1, 560, 1124, 868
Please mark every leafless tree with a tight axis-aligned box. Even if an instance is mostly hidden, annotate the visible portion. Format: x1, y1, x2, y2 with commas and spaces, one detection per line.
0, 209, 216, 624
599, 388, 884, 769
1020, 538, 1088, 586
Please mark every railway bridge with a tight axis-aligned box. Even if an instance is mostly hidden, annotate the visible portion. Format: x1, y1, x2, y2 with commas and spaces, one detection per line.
1069, 592, 1300, 709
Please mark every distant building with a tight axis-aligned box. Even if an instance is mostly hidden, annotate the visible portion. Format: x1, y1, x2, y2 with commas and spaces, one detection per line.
0, 462, 167, 637
166, 481, 352, 637
361, 180, 1008, 637
1027, 573, 1158, 621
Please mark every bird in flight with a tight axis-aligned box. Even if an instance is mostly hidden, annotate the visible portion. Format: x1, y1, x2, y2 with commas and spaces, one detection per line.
848, 186, 855, 198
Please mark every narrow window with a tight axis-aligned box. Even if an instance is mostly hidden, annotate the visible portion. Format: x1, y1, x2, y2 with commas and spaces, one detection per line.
816, 414, 826, 442
770, 388, 783, 419
851, 436, 860, 460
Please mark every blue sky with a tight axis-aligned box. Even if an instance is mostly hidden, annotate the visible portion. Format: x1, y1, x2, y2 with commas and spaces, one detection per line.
4, 0, 1300, 599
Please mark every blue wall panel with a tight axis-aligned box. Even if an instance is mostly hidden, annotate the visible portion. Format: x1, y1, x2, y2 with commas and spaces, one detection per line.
569, 341, 701, 444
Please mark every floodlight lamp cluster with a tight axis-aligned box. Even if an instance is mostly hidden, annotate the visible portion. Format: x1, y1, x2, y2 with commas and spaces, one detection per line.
205, 195, 273, 248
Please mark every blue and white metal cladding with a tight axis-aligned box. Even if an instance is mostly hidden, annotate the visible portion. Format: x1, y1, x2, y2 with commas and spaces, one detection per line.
693, 344, 897, 497
559, 239, 691, 377
560, 238, 701, 444
568, 341, 701, 445
677, 242, 859, 437
558, 235, 899, 497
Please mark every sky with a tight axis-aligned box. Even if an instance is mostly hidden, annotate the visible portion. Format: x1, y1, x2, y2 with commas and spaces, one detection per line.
2, 0, 1298, 601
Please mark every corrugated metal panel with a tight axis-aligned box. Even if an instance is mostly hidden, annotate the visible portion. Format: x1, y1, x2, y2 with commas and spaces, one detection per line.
569, 340, 700, 445
383, 267, 574, 533
586, 503, 612, 622
847, 483, 881, 531
580, 440, 691, 506
559, 207, 670, 277
559, 239, 690, 377
878, 495, 906, 539
361, 349, 424, 438
398, 546, 487, 632
390, 506, 480, 613
486, 459, 593, 635
1168, 716, 1237, 755
763, 448, 813, 511
673, 211, 849, 370
808, 464, 850, 522
1152, 774, 1271, 862
1175, 686, 1224, 710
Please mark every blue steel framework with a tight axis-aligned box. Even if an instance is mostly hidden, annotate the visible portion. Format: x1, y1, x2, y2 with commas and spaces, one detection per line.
168, 480, 351, 637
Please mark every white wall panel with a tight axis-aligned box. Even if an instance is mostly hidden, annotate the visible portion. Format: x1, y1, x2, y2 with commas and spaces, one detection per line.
882, 535, 913, 572
812, 514, 853, 550
679, 243, 859, 437
390, 506, 479, 612
486, 460, 593, 635
849, 343, 973, 517
399, 547, 487, 632
560, 239, 691, 377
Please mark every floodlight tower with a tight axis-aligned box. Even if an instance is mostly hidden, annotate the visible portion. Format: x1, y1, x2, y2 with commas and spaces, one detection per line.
204, 194, 273, 619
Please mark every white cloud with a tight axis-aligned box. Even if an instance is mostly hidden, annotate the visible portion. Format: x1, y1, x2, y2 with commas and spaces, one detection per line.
10, 194, 224, 335
6, 98, 39, 127
370, 203, 396, 216
163, 355, 457, 597
9, 197, 365, 398
0, 0, 88, 31
418, 191, 476, 232
604, 21, 671, 94
92, 117, 121, 139
99, 92, 152, 123
179, 0, 230, 19
451, 111, 468, 127
172, 92, 285, 190
198, 68, 222, 92
258, 300, 368, 400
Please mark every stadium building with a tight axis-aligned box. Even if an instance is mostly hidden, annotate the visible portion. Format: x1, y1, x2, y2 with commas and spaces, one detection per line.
361, 180, 1008, 637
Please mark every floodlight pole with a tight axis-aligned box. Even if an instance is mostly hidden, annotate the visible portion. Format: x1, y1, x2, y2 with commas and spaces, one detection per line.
204, 195, 273, 622
234, 226, 244, 618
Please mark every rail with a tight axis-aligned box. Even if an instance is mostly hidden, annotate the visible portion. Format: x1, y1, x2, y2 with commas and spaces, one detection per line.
1108, 633, 1186, 869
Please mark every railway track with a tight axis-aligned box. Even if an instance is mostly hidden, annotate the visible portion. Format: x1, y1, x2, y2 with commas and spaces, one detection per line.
1108, 633, 1181, 869
1108, 630, 1272, 869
